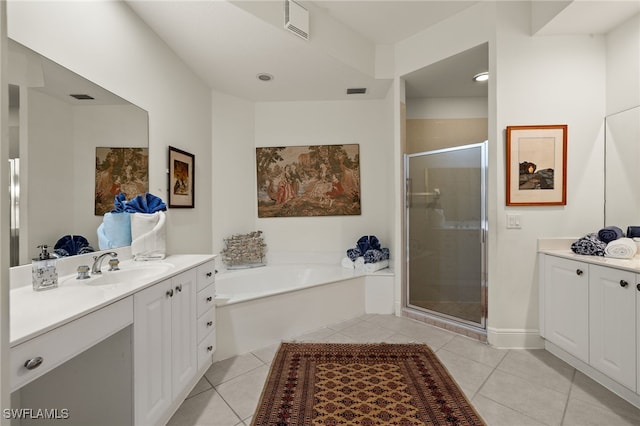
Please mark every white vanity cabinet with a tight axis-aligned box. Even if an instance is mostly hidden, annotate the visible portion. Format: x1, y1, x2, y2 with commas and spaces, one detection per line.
542, 255, 589, 362
133, 269, 197, 426
540, 252, 640, 408
589, 264, 636, 390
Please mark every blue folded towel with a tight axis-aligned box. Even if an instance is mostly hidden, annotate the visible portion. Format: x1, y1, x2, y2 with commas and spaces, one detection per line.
98, 212, 132, 250
356, 235, 380, 255
363, 249, 385, 264
111, 193, 128, 213
381, 248, 390, 260
346, 248, 361, 261
597, 226, 624, 243
571, 233, 607, 256
123, 193, 167, 214
54, 235, 95, 257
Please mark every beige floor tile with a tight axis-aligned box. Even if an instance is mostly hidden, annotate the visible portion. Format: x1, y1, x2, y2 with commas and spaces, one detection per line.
569, 371, 640, 422
167, 389, 241, 426
187, 376, 214, 399
290, 327, 337, 342
204, 353, 264, 386
214, 365, 270, 420
397, 321, 456, 350
471, 394, 546, 426
563, 396, 640, 426
479, 369, 567, 426
364, 313, 422, 332
326, 316, 365, 331
242, 416, 252, 425
251, 343, 281, 365
441, 335, 507, 367
497, 349, 574, 395
337, 320, 396, 342
435, 349, 494, 397
319, 332, 357, 343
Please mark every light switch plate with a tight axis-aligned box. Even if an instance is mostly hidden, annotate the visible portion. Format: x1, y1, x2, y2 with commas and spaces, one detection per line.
507, 213, 522, 229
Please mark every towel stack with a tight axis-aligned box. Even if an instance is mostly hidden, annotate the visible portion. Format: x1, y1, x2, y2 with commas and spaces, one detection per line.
571, 226, 637, 259
54, 235, 95, 257
342, 235, 390, 272
97, 192, 168, 259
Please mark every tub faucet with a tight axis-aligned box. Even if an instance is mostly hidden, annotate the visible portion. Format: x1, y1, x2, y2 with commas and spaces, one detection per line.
91, 252, 118, 275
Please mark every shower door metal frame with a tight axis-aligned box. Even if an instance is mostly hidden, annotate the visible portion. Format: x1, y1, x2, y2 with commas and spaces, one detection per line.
404, 141, 488, 330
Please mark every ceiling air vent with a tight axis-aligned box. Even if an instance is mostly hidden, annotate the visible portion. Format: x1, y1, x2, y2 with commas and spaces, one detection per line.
346, 88, 367, 95
284, 0, 309, 40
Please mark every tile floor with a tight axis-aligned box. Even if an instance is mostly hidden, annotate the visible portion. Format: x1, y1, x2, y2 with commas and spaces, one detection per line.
168, 314, 640, 426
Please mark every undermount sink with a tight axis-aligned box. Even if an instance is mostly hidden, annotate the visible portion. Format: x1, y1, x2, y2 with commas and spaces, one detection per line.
61, 261, 175, 287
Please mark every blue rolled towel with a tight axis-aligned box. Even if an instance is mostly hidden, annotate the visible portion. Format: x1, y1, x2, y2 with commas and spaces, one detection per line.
571, 233, 607, 256
98, 212, 132, 250
356, 235, 381, 255
363, 249, 385, 264
346, 248, 361, 261
111, 192, 128, 213
124, 192, 167, 214
597, 226, 624, 244
54, 235, 95, 257
381, 248, 390, 260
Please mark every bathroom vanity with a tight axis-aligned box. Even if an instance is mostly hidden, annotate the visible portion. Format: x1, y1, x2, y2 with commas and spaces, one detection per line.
9, 251, 217, 426
538, 240, 640, 409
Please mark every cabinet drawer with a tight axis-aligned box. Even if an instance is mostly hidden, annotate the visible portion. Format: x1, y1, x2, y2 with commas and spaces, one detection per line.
197, 330, 216, 371
196, 260, 216, 292
11, 297, 133, 392
197, 308, 215, 343
197, 284, 216, 316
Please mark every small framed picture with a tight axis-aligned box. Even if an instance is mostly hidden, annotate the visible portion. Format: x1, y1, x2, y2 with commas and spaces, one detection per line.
506, 124, 567, 206
168, 146, 195, 208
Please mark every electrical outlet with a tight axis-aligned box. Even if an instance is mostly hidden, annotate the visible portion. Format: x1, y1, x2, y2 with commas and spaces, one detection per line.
507, 214, 522, 229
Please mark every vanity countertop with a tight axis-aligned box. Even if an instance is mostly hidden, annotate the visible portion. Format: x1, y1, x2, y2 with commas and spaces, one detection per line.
538, 238, 640, 274
11, 254, 216, 347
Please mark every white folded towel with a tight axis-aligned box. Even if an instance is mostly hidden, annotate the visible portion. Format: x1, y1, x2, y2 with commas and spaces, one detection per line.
341, 257, 355, 269
364, 260, 389, 273
604, 237, 637, 259
131, 211, 166, 260
354, 256, 365, 270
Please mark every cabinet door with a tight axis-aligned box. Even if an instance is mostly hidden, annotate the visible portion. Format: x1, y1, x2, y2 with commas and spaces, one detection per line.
589, 264, 636, 391
543, 256, 589, 362
171, 269, 197, 400
134, 279, 172, 426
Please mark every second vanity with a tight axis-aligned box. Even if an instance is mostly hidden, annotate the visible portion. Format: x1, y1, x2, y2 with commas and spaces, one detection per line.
10, 248, 217, 426
538, 239, 640, 410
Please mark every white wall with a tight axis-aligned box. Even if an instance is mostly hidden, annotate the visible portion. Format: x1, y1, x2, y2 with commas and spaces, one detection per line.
606, 12, 640, 114
252, 98, 394, 262
406, 97, 488, 120
8, 1, 213, 255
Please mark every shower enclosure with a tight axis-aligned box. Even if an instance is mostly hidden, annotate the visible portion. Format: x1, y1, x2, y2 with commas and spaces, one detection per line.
405, 142, 487, 330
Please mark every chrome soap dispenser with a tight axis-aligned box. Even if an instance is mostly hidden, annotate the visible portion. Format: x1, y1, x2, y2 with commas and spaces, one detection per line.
32, 244, 58, 291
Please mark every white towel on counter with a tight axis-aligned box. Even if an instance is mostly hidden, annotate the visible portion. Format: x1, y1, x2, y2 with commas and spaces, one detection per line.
354, 256, 365, 270
604, 237, 637, 259
341, 257, 355, 269
131, 211, 166, 260
364, 260, 389, 273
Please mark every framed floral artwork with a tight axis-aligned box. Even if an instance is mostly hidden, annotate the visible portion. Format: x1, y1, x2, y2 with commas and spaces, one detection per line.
168, 146, 195, 208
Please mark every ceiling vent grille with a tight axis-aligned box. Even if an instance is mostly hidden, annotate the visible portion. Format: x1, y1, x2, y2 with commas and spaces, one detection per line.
346, 88, 367, 95
284, 0, 309, 40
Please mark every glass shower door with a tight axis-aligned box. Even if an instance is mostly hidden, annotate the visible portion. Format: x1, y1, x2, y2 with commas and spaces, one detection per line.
405, 142, 486, 328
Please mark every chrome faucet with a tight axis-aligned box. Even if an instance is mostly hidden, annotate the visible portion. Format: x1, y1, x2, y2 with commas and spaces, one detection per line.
91, 252, 118, 275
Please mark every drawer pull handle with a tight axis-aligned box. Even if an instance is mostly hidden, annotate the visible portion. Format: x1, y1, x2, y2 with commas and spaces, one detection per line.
206, 296, 213, 302
620, 280, 629, 288
576, 269, 583, 276
206, 272, 213, 278
24, 357, 44, 370
207, 345, 213, 352
166, 289, 174, 298
175, 284, 182, 293
207, 321, 213, 327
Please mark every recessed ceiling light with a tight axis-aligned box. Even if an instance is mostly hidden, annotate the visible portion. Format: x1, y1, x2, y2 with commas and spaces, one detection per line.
257, 73, 274, 82
473, 72, 489, 82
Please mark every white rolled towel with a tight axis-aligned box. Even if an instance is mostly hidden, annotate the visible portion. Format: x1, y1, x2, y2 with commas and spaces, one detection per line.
341, 257, 355, 269
354, 256, 365, 270
364, 260, 389, 273
131, 211, 167, 260
604, 237, 637, 259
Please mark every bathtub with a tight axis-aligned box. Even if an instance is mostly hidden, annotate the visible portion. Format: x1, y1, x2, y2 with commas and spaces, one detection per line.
213, 263, 394, 361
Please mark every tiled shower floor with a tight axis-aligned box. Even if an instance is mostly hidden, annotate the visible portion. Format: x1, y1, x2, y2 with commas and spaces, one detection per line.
168, 314, 640, 426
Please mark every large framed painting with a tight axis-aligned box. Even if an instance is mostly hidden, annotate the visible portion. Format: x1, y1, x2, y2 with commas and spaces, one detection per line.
256, 144, 361, 217
95, 147, 149, 215
506, 124, 567, 206
168, 146, 195, 208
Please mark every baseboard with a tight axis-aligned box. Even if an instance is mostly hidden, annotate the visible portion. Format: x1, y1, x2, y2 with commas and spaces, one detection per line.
487, 327, 544, 349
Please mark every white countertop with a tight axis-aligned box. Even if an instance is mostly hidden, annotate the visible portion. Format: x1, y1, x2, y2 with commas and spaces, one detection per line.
11, 254, 215, 347
538, 238, 640, 274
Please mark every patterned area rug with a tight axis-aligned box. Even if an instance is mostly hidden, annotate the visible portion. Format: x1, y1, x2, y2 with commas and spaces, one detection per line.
252, 342, 485, 425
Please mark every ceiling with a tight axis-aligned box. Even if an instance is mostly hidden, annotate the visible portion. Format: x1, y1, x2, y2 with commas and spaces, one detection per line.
122, 1, 638, 102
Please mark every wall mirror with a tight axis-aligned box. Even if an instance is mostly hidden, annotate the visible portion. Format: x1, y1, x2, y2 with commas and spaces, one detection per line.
8, 39, 149, 267
604, 105, 640, 228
